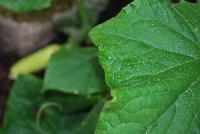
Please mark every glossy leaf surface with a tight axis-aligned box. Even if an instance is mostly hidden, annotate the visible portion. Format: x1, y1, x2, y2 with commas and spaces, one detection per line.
90, 0, 200, 133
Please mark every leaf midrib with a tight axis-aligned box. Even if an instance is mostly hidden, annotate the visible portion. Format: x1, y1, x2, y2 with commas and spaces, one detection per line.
119, 58, 199, 82
94, 33, 198, 60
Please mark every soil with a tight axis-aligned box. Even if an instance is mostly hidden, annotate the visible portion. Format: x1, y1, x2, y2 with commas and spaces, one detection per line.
0, 52, 18, 126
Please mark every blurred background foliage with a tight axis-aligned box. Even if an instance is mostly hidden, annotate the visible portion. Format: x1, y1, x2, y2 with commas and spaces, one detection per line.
0, 0, 132, 131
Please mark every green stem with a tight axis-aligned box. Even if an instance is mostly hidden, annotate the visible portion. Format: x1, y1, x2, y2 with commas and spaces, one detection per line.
66, 0, 90, 49
76, 0, 89, 29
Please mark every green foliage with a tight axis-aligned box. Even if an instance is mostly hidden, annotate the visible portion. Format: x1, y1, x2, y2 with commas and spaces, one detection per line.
0, 0, 53, 12
0, 0, 109, 134
1, 0, 200, 133
90, 0, 200, 133
76, 100, 105, 134
43, 47, 107, 95
1, 75, 104, 134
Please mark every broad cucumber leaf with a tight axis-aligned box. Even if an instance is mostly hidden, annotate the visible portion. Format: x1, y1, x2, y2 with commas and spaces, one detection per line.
0, 129, 3, 133
90, 0, 200, 134
1, 75, 44, 134
43, 47, 107, 95
1, 75, 103, 134
0, 0, 53, 12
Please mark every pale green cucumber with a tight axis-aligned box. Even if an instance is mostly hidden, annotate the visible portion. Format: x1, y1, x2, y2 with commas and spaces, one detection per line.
9, 44, 60, 79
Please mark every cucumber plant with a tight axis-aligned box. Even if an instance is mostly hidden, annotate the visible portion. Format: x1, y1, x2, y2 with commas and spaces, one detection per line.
1, 0, 200, 134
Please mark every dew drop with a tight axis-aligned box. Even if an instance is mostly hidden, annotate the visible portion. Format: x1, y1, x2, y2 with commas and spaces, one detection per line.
73, 90, 78, 94
194, 27, 198, 33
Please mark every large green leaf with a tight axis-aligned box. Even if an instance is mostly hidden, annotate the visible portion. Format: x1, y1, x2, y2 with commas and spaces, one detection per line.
1, 75, 103, 134
1, 75, 43, 134
90, 0, 200, 134
0, 129, 3, 133
0, 0, 53, 12
43, 47, 107, 95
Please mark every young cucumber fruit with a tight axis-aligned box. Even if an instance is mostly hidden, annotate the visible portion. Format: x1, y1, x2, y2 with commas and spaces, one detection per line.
9, 44, 60, 79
